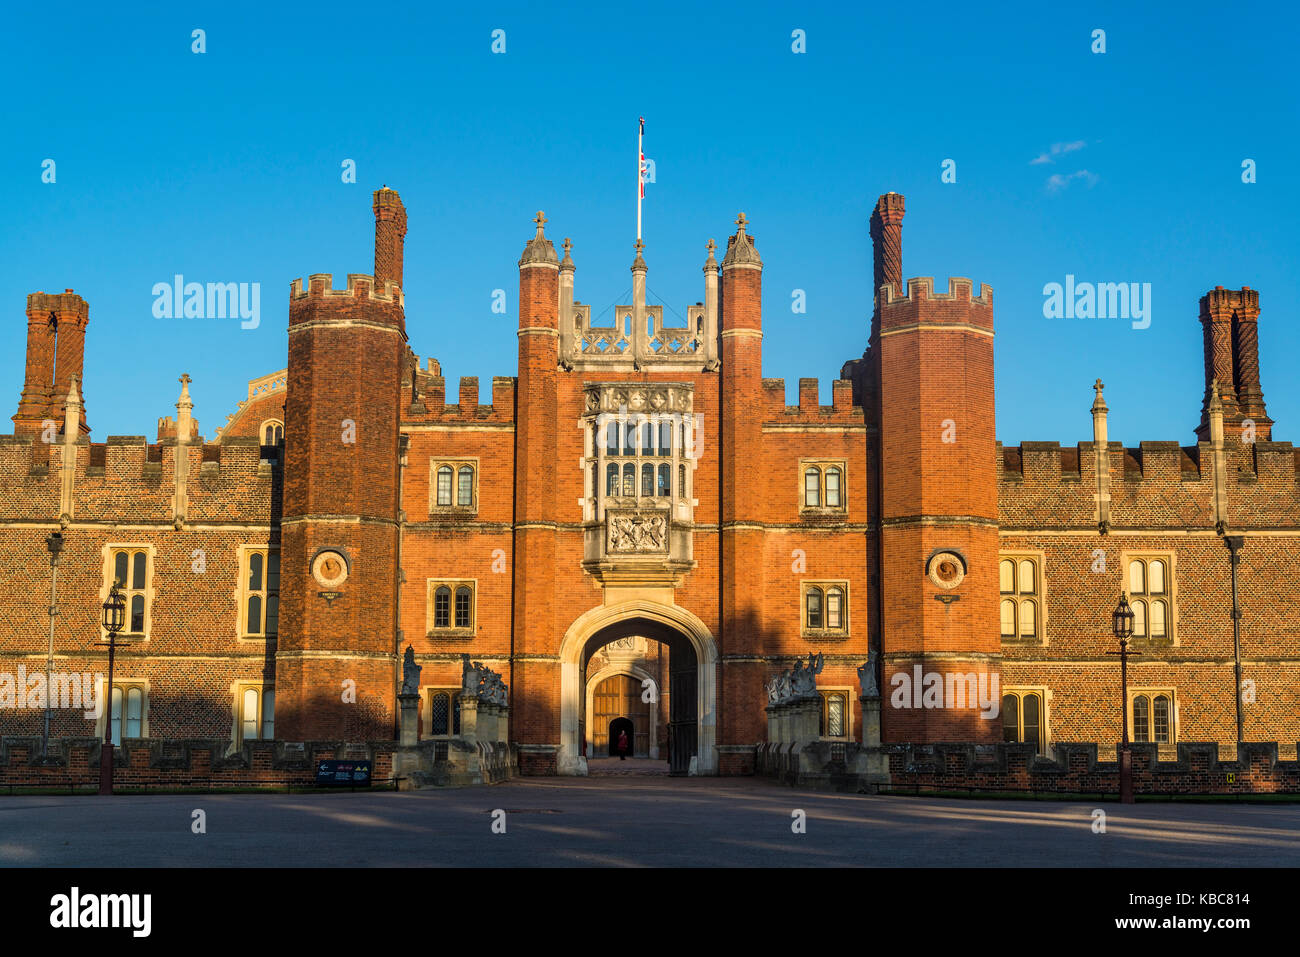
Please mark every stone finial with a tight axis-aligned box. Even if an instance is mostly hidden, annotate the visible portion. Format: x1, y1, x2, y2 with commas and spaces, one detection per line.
560, 237, 574, 269
704, 238, 717, 270
1091, 377, 1107, 413
177, 373, 193, 408
631, 238, 647, 272
722, 213, 762, 268
518, 210, 558, 267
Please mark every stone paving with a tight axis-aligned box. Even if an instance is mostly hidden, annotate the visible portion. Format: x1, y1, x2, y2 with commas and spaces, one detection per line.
2, 773, 1297, 867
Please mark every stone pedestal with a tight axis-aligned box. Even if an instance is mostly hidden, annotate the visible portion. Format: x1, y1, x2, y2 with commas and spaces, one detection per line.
851, 694, 890, 789
397, 693, 420, 747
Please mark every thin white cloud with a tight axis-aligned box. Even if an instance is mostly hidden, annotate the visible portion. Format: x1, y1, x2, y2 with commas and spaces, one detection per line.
1046, 169, 1099, 192
1031, 140, 1088, 165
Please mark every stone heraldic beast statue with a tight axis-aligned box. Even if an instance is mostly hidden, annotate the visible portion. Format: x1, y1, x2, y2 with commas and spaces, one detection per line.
400, 644, 421, 695
766, 652, 824, 706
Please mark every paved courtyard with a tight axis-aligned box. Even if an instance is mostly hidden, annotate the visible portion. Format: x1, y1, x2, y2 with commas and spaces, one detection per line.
2, 774, 1297, 867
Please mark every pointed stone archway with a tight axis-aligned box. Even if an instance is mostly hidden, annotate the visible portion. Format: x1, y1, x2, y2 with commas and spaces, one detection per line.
558, 600, 718, 776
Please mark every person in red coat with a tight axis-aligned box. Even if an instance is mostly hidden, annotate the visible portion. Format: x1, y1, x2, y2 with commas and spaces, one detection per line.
617, 729, 630, 761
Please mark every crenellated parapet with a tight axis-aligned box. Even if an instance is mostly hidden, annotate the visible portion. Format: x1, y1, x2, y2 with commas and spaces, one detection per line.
879, 276, 993, 327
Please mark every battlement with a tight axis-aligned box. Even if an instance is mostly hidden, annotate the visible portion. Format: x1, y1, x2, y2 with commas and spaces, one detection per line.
881, 276, 993, 309
289, 273, 404, 306
404, 375, 516, 423
26, 289, 89, 320
761, 377, 858, 419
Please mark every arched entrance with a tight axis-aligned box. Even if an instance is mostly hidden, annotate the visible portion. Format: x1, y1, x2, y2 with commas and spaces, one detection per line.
606, 716, 634, 756
559, 600, 717, 776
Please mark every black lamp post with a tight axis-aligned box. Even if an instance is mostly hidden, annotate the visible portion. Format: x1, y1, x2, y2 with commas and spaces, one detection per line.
1108, 592, 1140, 804
1225, 535, 1245, 744
96, 585, 127, 795
42, 532, 64, 758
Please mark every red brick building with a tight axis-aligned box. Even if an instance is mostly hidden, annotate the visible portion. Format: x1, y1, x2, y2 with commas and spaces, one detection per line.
2, 189, 1296, 776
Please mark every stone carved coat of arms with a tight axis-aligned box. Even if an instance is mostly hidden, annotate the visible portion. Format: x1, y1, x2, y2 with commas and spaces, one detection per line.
606, 511, 668, 553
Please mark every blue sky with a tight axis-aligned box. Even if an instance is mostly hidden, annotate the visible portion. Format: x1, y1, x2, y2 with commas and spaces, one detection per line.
2, 1, 1296, 446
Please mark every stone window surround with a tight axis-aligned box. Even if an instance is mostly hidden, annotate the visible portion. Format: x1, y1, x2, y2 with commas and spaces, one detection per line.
421, 686, 462, 739
100, 543, 156, 641
429, 458, 480, 513
801, 580, 850, 639
818, 687, 854, 740
998, 550, 1048, 646
235, 544, 279, 641
94, 677, 150, 744
230, 680, 274, 747
799, 459, 847, 512
1001, 685, 1051, 749
1128, 687, 1178, 747
580, 383, 698, 528
426, 578, 477, 638
1121, 551, 1178, 645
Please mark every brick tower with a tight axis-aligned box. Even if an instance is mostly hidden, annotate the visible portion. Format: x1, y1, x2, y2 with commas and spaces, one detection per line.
275, 189, 408, 741
13, 290, 90, 434
718, 213, 766, 746
511, 211, 560, 759
873, 194, 1000, 742
1196, 286, 1270, 442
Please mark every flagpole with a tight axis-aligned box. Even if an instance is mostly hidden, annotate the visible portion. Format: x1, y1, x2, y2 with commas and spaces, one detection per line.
637, 117, 644, 242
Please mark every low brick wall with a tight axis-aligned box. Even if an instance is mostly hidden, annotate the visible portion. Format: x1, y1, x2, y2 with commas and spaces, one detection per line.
0, 736, 397, 790
885, 741, 1300, 796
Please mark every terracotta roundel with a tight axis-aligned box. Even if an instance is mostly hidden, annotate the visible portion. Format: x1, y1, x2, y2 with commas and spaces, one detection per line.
312, 550, 349, 589
927, 551, 966, 589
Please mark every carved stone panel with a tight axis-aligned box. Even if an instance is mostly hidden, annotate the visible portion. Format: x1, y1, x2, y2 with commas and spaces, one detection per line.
606, 509, 669, 554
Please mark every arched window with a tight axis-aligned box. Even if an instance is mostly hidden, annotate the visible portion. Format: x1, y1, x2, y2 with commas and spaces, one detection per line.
659, 420, 672, 453
109, 547, 151, 636
454, 586, 472, 629
1152, 694, 1171, 743
1132, 599, 1147, 638
1018, 559, 1036, 594
1022, 692, 1041, 749
109, 686, 144, 745
1148, 559, 1165, 594
825, 467, 841, 507
457, 466, 474, 506
623, 421, 636, 456
1003, 690, 1044, 749
607, 464, 619, 495
436, 467, 452, 506
1019, 599, 1036, 639
247, 594, 262, 634
1001, 694, 1019, 742
804, 468, 821, 507
1133, 694, 1150, 742
641, 463, 654, 497
657, 464, 670, 497
820, 691, 846, 738
678, 464, 686, 498
1000, 599, 1016, 638
826, 587, 844, 629
641, 420, 655, 454
1150, 599, 1167, 639
622, 463, 635, 496
605, 420, 619, 455
261, 420, 284, 445
431, 692, 450, 736
1129, 559, 1145, 594
434, 586, 450, 629
999, 559, 1015, 593
242, 687, 260, 742
806, 587, 823, 629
